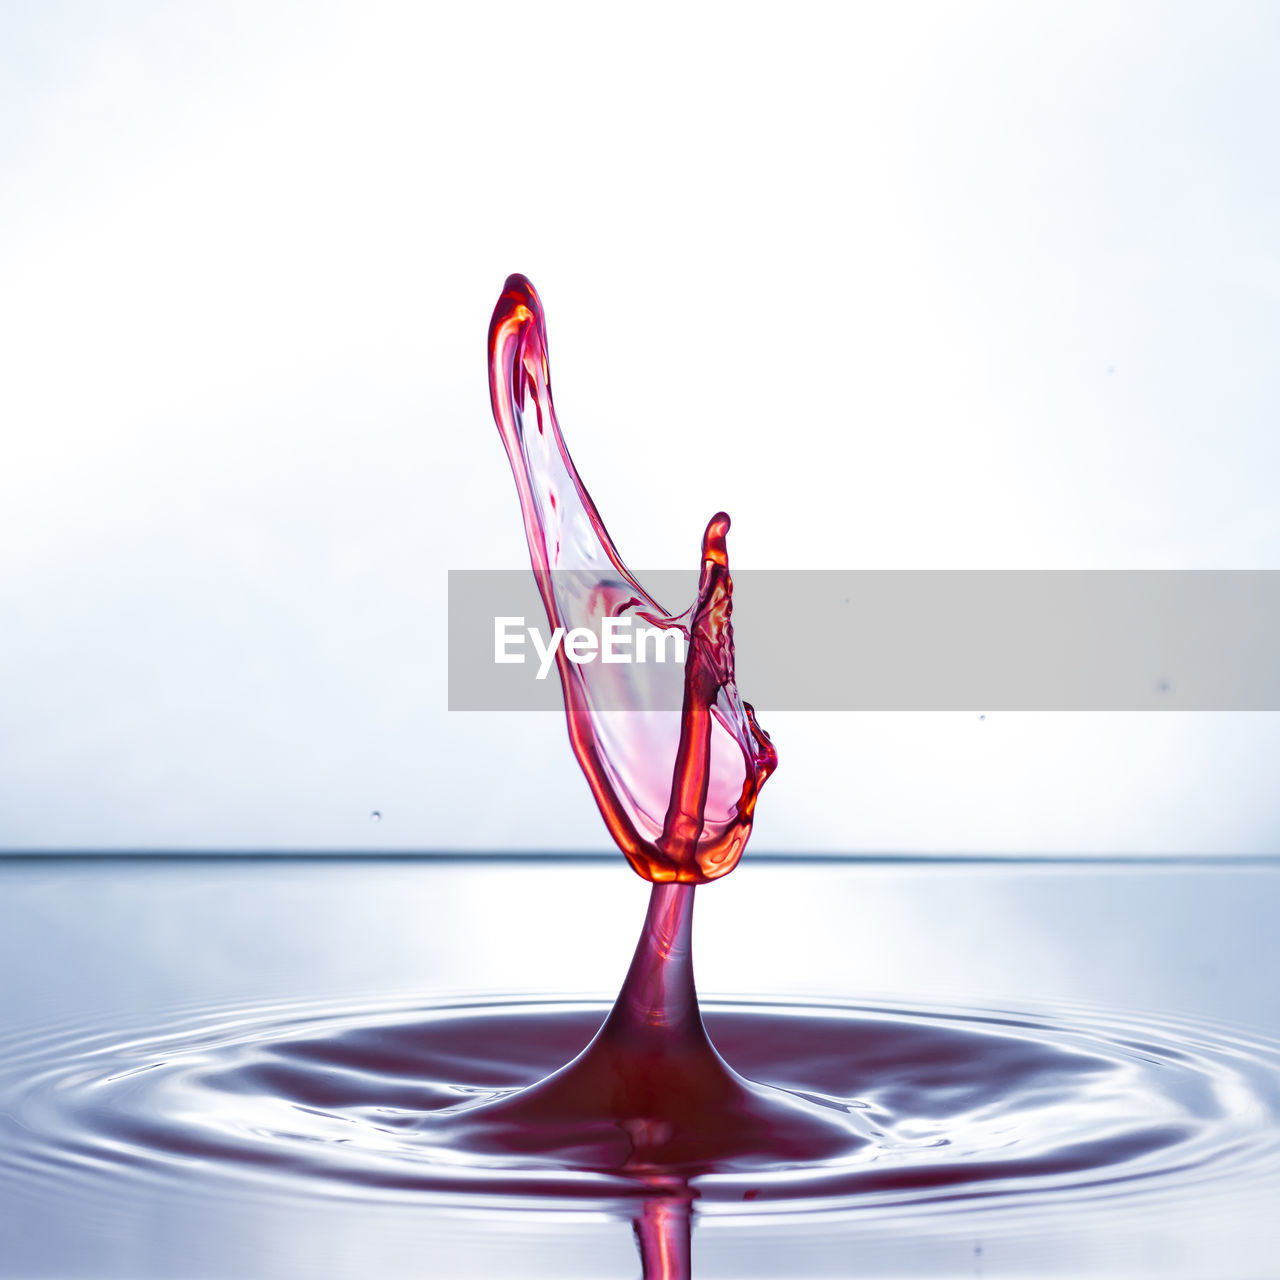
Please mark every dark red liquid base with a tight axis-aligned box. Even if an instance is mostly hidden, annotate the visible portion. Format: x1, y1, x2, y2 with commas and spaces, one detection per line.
442, 882, 861, 1276
447, 884, 854, 1174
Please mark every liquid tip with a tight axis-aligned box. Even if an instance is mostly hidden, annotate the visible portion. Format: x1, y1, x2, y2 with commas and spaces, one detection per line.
701, 511, 732, 566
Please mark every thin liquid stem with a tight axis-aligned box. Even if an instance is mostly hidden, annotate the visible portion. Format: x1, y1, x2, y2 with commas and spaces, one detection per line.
601, 882, 709, 1050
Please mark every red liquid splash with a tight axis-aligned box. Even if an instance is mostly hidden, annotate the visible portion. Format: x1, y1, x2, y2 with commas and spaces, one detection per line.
485, 276, 854, 1274
488, 274, 776, 884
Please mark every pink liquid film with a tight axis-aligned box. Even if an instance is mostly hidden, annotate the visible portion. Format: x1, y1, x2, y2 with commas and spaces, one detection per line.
488, 273, 776, 886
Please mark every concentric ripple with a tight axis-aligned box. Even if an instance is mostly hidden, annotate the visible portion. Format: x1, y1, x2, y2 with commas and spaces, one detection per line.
2, 994, 1279, 1217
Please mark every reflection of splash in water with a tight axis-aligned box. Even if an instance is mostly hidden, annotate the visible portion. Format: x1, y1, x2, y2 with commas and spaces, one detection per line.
633, 1191, 693, 1280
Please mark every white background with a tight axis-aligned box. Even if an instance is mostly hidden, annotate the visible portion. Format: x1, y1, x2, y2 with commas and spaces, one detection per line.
2, 0, 1278, 853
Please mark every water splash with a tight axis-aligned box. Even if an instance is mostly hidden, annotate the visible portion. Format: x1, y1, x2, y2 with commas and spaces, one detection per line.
488, 274, 775, 884
486, 275, 847, 1272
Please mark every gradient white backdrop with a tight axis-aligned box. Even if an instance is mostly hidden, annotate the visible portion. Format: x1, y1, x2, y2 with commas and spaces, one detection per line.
2, 0, 1278, 852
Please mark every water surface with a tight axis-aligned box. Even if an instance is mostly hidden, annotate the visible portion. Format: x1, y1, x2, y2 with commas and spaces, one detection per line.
1, 856, 1277, 1278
